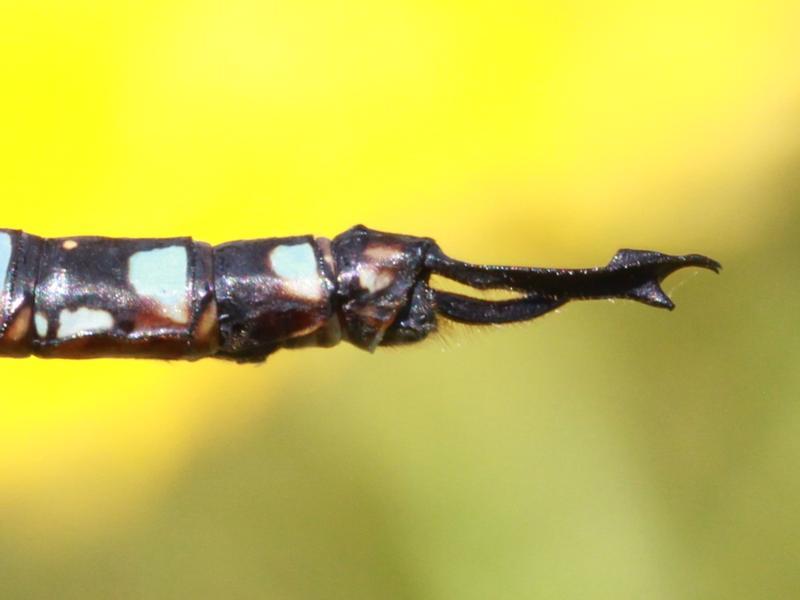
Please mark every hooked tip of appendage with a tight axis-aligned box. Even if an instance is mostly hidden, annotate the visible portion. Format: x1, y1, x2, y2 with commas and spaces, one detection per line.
661, 254, 720, 310
609, 249, 721, 274
610, 250, 720, 311
659, 253, 722, 284
683, 254, 722, 273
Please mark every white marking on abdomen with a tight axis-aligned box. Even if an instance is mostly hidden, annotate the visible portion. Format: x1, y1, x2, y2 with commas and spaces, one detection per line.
358, 265, 394, 293
57, 308, 114, 339
358, 244, 402, 293
128, 246, 189, 323
270, 243, 324, 301
34, 312, 48, 337
0, 232, 12, 292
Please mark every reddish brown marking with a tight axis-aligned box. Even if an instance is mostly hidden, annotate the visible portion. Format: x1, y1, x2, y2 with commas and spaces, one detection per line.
363, 243, 404, 264
133, 299, 192, 332
194, 301, 219, 348
317, 237, 335, 272
35, 334, 190, 359
4, 306, 31, 342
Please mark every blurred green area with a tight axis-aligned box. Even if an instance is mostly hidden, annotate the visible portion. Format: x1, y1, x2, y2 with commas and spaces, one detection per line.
2, 176, 798, 600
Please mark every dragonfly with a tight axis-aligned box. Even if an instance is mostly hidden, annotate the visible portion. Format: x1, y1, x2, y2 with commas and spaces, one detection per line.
0, 225, 720, 362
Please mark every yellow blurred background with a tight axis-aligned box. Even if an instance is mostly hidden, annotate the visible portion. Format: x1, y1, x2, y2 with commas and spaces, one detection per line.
1, 1, 799, 598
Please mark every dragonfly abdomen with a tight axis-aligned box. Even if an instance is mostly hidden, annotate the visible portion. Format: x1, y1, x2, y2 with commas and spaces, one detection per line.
0, 226, 720, 362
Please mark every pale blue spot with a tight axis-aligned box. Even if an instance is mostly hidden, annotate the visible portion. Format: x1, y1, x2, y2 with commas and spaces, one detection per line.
0, 232, 11, 292
270, 243, 318, 279
270, 243, 323, 300
129, 246, 189, 323
34, 313, 48, 338
57, 307, 113, 339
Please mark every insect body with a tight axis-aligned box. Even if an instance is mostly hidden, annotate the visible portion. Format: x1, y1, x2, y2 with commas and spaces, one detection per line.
0, 226, 719, 362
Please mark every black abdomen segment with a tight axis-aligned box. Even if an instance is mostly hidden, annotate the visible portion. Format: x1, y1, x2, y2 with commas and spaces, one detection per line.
213, 236, 336, 362
1, 232, 218, 359
0, 226, 720, 361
